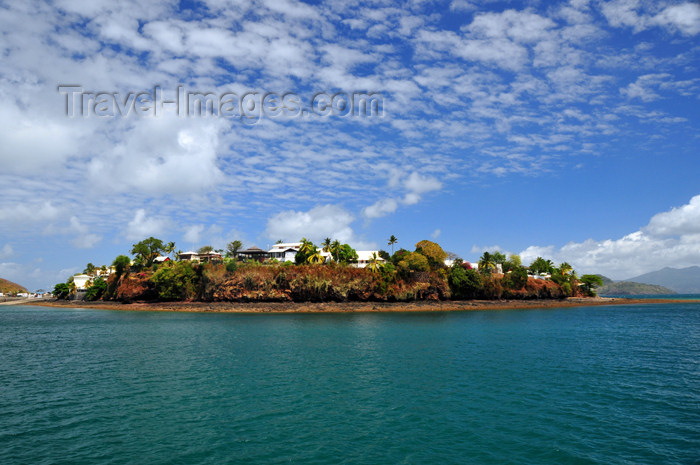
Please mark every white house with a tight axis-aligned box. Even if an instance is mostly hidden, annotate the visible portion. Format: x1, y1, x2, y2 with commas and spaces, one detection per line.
355, 251, 385, 268
72, 274, 92, 290
268, 242, 302, 262
178, 251, 200, 261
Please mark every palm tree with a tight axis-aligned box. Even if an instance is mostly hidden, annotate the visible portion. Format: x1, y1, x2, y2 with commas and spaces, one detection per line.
299, 238, 315, 256
322, 238, 332, 254
330, 240, 341, 262
478, 252, 496, 275
367, 252, 382, 273
388, 235, 397, 255
307, 249, 325, 264
559, 262, 573, 276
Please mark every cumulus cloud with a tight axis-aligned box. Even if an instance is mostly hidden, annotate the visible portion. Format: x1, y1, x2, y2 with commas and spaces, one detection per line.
125, 209, 168, 241
362, 171, 443, 219
363, 198, 399, 219
265, 204, 373, 248
601, 0, 700, 35
520, 195, 700, 279
87, 117, 224, 195
0, 202, 64, 225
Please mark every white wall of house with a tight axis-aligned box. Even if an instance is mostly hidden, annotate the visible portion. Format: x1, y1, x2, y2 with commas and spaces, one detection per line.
72, 274, 91, 290
355, 251, 384, 268
268, 243, 302, 262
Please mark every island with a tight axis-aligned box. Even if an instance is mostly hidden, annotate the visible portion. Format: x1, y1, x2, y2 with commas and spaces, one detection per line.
44, 236, 613, 311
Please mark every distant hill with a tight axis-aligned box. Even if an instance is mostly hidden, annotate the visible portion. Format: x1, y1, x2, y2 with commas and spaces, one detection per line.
625, 266, 700, 294
0, 278, 28, 294
597, 281, 676, 296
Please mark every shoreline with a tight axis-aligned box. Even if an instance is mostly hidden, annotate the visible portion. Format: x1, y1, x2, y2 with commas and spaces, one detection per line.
18, 297, 699, 313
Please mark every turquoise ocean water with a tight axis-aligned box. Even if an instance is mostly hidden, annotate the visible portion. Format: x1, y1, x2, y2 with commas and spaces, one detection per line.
1, 303, 699, 464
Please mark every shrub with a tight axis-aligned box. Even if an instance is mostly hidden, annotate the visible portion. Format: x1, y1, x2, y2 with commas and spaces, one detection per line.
397, 252, 429, 277
502, 266, 528, 290
52, 283, 70, 299
150, 261, 198, 300
448, 263, 483, 299
85, 277, 107, 301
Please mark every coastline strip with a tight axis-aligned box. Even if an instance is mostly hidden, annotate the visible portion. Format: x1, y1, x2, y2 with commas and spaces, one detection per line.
18, 298, 700, 314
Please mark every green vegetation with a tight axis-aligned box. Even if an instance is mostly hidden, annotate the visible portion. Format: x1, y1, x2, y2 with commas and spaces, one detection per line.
52, 237, 600, 304
85, 277, 107, 301
131, 237, 171, 268
596, 280, 675, 295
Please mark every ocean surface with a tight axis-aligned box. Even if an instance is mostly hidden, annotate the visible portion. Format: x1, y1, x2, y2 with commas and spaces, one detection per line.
1, 303, 699, 465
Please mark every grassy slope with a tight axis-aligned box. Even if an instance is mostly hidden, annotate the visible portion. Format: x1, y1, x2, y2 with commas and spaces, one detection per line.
0, 277, 28, 294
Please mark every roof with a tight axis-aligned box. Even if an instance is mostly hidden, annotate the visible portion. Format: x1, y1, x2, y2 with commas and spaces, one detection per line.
269, 242, 302, 251
239, 246, 268, 253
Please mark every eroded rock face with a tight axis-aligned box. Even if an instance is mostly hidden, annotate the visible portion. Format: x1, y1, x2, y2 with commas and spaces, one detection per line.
114, 274, 156, 302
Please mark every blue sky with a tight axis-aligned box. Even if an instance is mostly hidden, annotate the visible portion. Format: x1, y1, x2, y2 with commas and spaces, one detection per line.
1, 0, 699, 290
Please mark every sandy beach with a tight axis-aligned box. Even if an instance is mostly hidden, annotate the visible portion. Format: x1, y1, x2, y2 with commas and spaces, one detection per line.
19, 297, 698, 313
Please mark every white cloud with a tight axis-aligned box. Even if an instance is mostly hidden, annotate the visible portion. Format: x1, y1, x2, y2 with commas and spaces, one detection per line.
520, 195, 700, 279
602, 0, 700, 35
183, 225, 205, 246
125, 209, 168, 241
363, 198, 399, 219
652, 3, 700, 36
265, 204, 373, 248
362, 171, 443, 219
431, 228, 441, 239
0, 244, 13, 259
68, 216, 102, 249
87, 118, 224, 195
0, 202, 64, 224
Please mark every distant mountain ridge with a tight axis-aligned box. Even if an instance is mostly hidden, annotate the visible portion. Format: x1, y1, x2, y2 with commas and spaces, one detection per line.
625, 266, 700, 294
0, 277, 28, 294
596, 279, 676, 296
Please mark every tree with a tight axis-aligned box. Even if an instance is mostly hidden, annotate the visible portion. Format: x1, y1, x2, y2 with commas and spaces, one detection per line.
53, 283, 70, 299
559, 262, 573, 276
529, 257, 554, 275
367, 252, 382, 272
580, 274, 604, 296
197, 245, 214, 254
112, 255, 131, 277
503, 254, 522, 272
83, 263, 96, 275
164, 241, 176, 256
150, 261, 198, 300
85, 277, 107, 301
503, 266, 528, 290
415, 240, 447, 269
336, 244, 358, 264
391, 248, 409, 265
378, 250, 391, 261
330, 240, 342, 262
478, 252, 496, 275
295, 238, 317, 265
448, 260, 483, 299
131, 237, 168, 268
388, 235, 398, 255
226, 240, 243, 258
491, 251, 507, 265
307, 249, 325, 264
397, 252, 429, 274
322, 238, 332, 255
